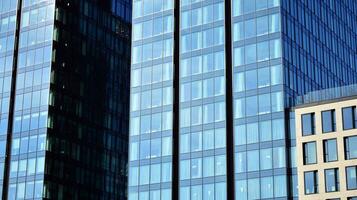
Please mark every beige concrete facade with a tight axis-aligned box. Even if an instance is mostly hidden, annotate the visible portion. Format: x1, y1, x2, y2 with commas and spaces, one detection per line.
295, 98, 357, 200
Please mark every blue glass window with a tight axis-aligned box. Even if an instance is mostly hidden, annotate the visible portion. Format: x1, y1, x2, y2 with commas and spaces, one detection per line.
244, 19, 256, 39
302, 113, 315, 136
243, 123, 257, 144
322, 110, 336, 133
260, 177, 273, 198
303, 142, 316, 165
343, 107, 357, 130
304, 171, 318, 194
247, 150, 259, 172
323, 139, 338, 162
243, 0, 255, 14
246, 96, 257, 117
256, 16, 268, 36
346, 166, 357, 190
325, 168, 339, 192
345, 136, 357, 160
245, 70, 257, 90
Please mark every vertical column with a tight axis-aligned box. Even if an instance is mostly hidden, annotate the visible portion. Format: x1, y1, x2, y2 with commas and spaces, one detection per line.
172, 0, 180, 199
224, 0, 234, 199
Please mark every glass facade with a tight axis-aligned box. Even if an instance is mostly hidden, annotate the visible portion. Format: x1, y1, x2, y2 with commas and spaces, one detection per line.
129, 0, 174, 199
129, 0, 357, 199
179, 0, 227, 199
0, 0, 20, 197
1, 0, 131, 199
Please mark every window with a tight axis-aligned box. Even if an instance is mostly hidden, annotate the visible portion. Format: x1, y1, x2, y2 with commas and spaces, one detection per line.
345, 136, 357, 160
247, 150, 259, 172
303, 142, 316, 165
325, 168, 339, 192
243, 0, 255, 14
323, 139, 338, 162
302, 113, 315, 136
346, 166, 357, 190
260, 177, 273, 198
343, 106, 357, 130
348, 197, 357, 200
245, 44, 256, 64
322, 110, 336, 133
256, 16, 268, 36
304, 171, 318, 194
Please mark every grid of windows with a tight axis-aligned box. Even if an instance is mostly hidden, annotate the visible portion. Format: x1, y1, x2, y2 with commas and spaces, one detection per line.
6, 0, 54, 199
129, 0, 174, 199
281, 0, 357, 105
179, 0, 227, 199
231, 0, 287, 199
297, 99, 357, 199
0, 0, 19, 196
129, 0, 357, 199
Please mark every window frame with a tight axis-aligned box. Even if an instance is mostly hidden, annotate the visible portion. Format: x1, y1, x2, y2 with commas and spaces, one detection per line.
323, 139, 338, 162
342, 106, 357, 130
304, 170, 319, 195
324, 168, 340, 193
345, 136, 357, 160
303, 141, 317, 165
346, 166, 357, 190
321, 109, 336, 133
302, 113, 315, 136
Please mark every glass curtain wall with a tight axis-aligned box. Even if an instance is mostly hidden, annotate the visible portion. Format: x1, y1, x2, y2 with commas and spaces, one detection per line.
7, 0, 54, 199
0, 0, 19, 197
128, 0, 174, 199
179, 0, 227, 199
231, 0, 287, 199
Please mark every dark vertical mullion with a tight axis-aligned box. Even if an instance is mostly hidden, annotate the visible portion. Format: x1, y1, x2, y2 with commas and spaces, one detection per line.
172, 0, 180, 199
224, 0, 234, 199
2, 0, 23, 199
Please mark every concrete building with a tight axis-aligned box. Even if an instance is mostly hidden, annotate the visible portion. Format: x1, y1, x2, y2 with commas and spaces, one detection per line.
295, 85, 357, 200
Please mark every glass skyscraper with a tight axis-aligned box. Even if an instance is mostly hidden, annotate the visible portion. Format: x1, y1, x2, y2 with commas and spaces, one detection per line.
0, 0, 131, 199
129, 0, 357, 199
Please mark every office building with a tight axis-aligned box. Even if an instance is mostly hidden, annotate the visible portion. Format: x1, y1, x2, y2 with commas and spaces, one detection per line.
0, 0, 131, 199
129, 0, 357, 199
295, 85, 357, 200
